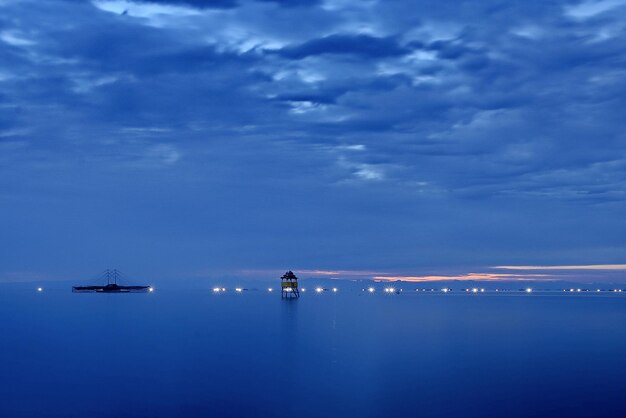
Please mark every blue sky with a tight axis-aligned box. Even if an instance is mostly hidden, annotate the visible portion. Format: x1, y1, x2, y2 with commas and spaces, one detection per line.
1, 0, 626, 282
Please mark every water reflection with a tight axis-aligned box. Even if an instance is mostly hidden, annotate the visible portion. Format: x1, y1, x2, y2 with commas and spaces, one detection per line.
1, 288, 626, 417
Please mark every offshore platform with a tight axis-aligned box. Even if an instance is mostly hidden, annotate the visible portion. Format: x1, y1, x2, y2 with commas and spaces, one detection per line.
281, 270, 299, 298
72, 269, 152, 293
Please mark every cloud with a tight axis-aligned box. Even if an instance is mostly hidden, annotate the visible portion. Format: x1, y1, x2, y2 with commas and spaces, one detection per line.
272, 34, 410, 59
565, 0, 626, 19
109, 0, 238, 9
96, 0, 323, 10
494, 264, 626, 271
1, 0, 626, 278
372, 273, 553, 282
298, 269, 388, 276
257, 0, 322, 6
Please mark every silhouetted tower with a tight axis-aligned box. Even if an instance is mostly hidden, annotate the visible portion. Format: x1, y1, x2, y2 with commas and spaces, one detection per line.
281, 271, 299, 298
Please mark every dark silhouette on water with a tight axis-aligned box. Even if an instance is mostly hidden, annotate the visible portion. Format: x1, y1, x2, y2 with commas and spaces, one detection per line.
281, 270, 299, 298
72, 269, 151, 293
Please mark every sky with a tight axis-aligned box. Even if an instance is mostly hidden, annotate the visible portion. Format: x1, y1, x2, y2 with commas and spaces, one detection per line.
1, 0, 626, 283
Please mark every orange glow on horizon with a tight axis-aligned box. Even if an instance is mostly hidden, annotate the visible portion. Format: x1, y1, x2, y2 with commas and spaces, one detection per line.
372, 273, 552, 282
493, 264, 626, 271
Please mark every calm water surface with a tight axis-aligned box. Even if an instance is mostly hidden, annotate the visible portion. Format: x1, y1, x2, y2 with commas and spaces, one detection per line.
1, 286, 625, 417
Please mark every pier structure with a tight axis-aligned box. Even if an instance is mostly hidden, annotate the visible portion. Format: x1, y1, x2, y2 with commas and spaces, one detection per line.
281, 271, 300, 298
72, 269, 152, 293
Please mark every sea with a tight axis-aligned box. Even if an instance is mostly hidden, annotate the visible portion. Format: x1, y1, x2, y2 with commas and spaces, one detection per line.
1, 280, 626, 417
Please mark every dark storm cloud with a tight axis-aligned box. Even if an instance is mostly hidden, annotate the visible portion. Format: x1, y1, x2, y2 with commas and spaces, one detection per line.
1, 0, 626, 279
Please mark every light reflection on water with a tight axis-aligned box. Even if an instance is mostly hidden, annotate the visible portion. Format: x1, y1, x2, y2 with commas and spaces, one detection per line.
1, 286, 626, 417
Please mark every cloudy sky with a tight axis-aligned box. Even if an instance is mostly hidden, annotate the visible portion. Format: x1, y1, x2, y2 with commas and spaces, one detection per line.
1, 0, 626, 282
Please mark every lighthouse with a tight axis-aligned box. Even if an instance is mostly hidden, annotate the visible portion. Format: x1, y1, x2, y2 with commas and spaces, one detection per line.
281, 270, 300, 298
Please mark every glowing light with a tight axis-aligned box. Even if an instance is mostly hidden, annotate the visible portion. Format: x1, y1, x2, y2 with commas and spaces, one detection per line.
577, 288, 582, 292
268, 288, 273, 292
213, 287, 221, 293
480, 288, 485, 292
368, 287, 375, 293
525, 288, 533, 293
315, 287, 323, 293
332, 288, 338, 292
301, 288, 307, 292
37, 287, 43, 292
235, 288, 243, 292
441, 288, 449, 293
472, 288, 478, 293
148, 287, 154, 292
384, 287, 395, 293
597, 289, 601, 292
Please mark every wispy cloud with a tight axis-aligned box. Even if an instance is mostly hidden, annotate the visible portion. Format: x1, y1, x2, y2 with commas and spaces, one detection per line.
299, 269, 388, 276
493, 264, 626, 271
238, 269, 389, 277
565, 0, 626, 19
372, 273, 552, 283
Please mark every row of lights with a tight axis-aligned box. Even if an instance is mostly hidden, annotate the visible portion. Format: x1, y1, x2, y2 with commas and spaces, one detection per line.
364, 287, 626, 293
212, 287, 339, 293
191, 287, 624, 294
36, 287, 155, 292
36, 286, 626, 294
